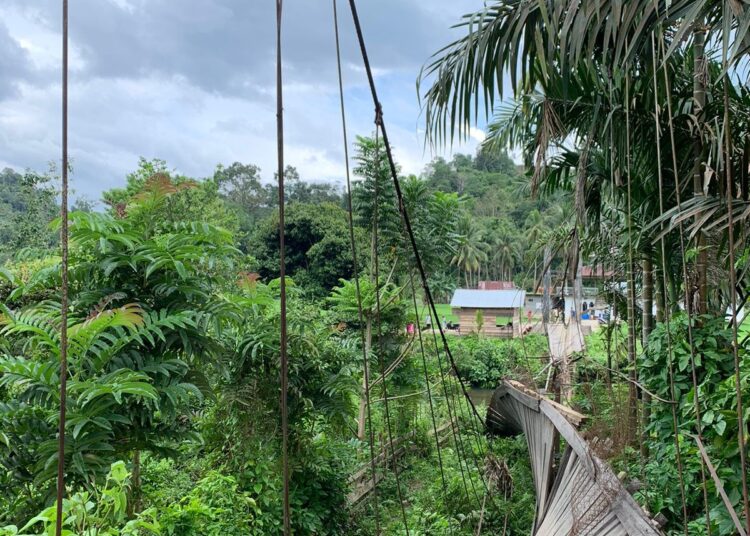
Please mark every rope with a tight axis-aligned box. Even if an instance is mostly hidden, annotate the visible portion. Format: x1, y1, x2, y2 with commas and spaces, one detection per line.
624, 71, 640, 448
650, 32, 689, 533
659, 36, 713, 534
372, 124, 411, 534
407, 272, 454, 534
55, 1, 69, 534
721, 15, 750, 529
331, 1, 382, 530
275, 0, 291, 532
345, 0, 484, 431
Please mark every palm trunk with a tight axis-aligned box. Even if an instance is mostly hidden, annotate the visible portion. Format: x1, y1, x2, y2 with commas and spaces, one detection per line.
642, 257, 654, 344
626, 256, 638, 446
693, 25, 708, 315
641, 257, 654, 458
655, 259, 666, 324
561, 253, 583, 405
542, 246, 551, 325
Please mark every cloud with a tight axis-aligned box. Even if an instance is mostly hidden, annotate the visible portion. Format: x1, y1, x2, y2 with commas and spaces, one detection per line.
469, 127, 486, 144
0, 0, 491, 201
0, 22, 32, 99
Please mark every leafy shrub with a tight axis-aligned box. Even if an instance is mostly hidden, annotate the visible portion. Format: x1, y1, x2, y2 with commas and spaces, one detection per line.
641, 314, 749, 534
157, 471, 259, 536
449, 335, 547, 388
0, 461, 156, 536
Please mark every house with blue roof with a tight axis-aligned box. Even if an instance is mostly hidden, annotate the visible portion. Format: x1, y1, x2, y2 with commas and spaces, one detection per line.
449, 288, 527, 337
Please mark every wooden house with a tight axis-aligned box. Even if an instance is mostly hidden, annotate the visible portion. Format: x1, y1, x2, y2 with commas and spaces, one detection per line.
450, 289, 526, 337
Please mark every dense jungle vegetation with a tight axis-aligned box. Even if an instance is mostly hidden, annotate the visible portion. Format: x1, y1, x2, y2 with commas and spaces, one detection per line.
417, 1, 750, 534
3, 1, 750, 534
0, 144, 553, 534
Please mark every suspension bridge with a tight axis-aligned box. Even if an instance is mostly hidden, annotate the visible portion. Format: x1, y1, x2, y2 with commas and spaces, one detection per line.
487, 379, 662, 535
48, 0, 744, 533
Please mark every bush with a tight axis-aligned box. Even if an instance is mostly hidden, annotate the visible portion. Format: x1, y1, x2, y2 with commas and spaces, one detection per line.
449, 335, 547, 388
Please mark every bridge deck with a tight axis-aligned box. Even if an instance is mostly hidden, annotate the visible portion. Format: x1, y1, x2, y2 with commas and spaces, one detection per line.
487, 380, 662, 535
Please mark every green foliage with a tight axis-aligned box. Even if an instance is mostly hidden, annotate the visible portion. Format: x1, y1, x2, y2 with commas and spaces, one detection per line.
102, 158, 240, 239
0, 461, 155, 536
0, 181, 238, 519
641, 314, 749, 534
251, 202, 360, 296
449, 335, 546, 388
0, 168, 58, 261
156, 471, 259, 536
474, 309, 484, 333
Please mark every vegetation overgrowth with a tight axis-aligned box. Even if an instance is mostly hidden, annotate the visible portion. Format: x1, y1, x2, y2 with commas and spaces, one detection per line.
3, 1, 750, 534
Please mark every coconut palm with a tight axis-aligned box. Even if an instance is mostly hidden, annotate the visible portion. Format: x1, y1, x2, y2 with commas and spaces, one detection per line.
450, 214, 488, 288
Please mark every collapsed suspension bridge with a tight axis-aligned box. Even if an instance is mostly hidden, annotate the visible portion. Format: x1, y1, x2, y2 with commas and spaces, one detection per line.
48, 0, 686, 534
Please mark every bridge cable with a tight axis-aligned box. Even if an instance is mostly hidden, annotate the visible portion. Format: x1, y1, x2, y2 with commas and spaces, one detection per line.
721, 16, 750, 530
331, 0, 382, 530
650, 31, 690, 534
345, 0, 536, 525
406, 271, 455, 534
372, 124, 411, 534
345, 0, 483, 430
659, 35, 713, 534
55, 1, 70, 534
345, 1, 529, 525
274, 0, 291, 532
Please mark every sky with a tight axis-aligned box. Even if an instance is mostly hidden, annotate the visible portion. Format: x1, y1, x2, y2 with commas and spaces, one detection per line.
0, 0, 493, 202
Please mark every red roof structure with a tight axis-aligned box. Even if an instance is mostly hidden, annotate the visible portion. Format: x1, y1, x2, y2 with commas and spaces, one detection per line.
478, 281, 516, 290
580, 266, 614, 278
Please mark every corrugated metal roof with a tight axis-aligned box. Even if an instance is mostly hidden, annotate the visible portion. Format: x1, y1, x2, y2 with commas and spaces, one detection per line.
450, 289, 526, 309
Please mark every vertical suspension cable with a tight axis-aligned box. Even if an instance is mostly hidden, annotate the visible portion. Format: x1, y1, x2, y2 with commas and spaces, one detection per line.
371, 124, 411, 534
406, 271, 454, 534
55, 1, 69, 534
623, 71, 641, 449
651, 32, 689, 534
332, 1, 382, 529
275, 1, 291, 533
346, 0, 484, 430
345, 3, 501, 525
659, 37, 713, 533
427, 311, 475, 505
721, 18, 750, 531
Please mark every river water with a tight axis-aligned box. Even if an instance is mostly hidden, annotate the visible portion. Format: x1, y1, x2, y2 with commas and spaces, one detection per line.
467, 388, 495, 407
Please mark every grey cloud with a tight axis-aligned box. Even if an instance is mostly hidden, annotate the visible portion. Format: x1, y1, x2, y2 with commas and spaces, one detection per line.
0, 22, 31, 99
7, 0, 476, 95
1, 0, 484, 200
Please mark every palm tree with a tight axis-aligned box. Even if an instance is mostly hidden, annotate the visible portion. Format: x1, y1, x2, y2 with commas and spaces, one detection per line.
418, 0, 750, 144
420, 8, 750, 530
450, 215, 488, 288
524, 209, 545, 285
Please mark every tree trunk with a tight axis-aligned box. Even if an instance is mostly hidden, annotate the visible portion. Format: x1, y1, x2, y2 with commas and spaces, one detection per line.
562, 252, 584, 405
655, 259, 666, 324
127, 449, 141, 518
542, 246, 552, 326
641, 257, 654, 458
357, 318, 373, 441
693, 25, 708, 315
642, 257, 654, 345
626, 255, 638, 446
